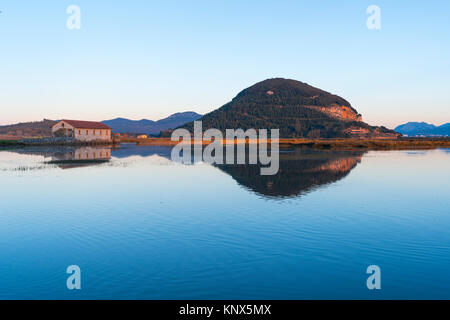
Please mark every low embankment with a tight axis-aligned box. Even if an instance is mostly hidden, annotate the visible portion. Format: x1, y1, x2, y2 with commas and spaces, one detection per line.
0, 139, 23, 146
132, 137, 450, 150
2, 136, 449, 150
0, 136, 119, 147
280, 138, 450, 150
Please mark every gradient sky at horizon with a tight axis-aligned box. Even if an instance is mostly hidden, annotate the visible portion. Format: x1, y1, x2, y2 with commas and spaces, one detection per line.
0, 0, 449, 128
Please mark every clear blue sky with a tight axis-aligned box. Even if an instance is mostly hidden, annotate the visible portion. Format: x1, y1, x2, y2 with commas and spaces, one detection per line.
1, 0, 449, 128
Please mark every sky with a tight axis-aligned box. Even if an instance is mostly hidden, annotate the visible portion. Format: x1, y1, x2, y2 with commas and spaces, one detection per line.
0, 0, 449, 129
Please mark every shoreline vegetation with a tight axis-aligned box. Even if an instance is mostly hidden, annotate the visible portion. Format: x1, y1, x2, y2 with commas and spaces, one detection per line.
0, 139, 120, 147
127, 137, 450, 150
1, 137, 450, 150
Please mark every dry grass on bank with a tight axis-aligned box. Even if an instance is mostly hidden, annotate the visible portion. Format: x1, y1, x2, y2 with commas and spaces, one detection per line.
133, 137, 450, 150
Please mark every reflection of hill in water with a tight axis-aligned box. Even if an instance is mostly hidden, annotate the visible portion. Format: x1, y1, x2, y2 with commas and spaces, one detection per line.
215, 149, 365, 198
110, 146, 364, 198
6, 145, 364, 198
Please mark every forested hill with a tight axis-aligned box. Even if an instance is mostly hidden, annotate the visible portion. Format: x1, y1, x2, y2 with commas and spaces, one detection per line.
0, 119, 56, 137
179, 78, 398, 139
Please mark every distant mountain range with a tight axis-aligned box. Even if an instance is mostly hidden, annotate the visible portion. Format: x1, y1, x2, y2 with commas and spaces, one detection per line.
0, 119, 57, 138
102, 111, 202, 134
0, 112, 202, 137
394, 122, 450, 137
179, 78, 399, 138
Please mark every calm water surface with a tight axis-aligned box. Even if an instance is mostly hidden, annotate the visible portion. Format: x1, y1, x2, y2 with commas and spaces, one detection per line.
0, 145, 449, 299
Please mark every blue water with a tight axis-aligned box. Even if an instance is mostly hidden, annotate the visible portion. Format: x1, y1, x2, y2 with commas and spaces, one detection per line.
0, 145, 449, 299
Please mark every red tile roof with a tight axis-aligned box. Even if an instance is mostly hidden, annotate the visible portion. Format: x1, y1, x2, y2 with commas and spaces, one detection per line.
55, 120, 111, 130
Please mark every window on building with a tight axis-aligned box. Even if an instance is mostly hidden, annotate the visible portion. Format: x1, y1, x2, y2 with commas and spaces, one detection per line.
86, 130, 88, 135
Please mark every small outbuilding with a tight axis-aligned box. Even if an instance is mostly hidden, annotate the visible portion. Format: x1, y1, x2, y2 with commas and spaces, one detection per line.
52, 120, 112, 142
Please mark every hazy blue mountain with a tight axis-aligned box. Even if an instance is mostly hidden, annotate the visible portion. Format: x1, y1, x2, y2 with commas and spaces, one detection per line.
433, 123, 450, 136
154, 112, 202, 128
103, 111, 202, 134
102, 118, 156, 134
394, 122, 450, 137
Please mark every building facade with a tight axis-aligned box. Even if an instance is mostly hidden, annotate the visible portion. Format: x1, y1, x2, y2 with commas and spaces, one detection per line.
52, 120, 112, 142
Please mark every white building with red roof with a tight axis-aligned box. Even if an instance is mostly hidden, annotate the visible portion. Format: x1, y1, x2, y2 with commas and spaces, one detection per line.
52, 120, 112, 142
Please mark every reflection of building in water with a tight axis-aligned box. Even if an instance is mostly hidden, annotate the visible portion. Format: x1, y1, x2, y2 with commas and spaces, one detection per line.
6, 144, 364, 195
6, 146, 112, 169
51, 147, 111, 162
74, 148, 111, 161
50, 147, 111, 169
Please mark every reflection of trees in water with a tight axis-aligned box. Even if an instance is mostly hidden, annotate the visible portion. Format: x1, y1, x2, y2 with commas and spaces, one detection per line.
215, 148, 365, 198
6, 145, 365, 196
